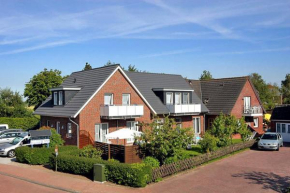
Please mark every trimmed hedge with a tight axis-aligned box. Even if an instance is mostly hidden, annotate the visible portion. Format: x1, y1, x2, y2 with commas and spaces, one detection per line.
49, 154, 152, 187
0, 117, 40, 130
15, 146, 78, 165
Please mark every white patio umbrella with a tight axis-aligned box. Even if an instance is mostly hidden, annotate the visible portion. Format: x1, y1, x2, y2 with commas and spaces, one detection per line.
105, 128, 142, 140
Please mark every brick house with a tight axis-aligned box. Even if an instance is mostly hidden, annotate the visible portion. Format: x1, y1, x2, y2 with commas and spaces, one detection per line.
270, 105, 290, 142
187, 76, 265, 136
34, 65, 208, 147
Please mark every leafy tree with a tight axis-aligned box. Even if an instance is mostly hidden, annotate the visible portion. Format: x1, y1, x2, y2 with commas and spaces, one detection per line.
83, 62, 92, 71
281, 74, 290, 104
250, 73, 275, 110
137, 116, 194, 164
236, 118, 252, 142
39, 126, 64, 147
199, 132, 218, 153
268, 83, 281, 105
199, 70, 213, 80
127, 64, 138, 72
24, 69, 66, 109
104, 60, 116, 66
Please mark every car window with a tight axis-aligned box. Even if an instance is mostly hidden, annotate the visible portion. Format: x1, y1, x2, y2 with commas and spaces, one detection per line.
261, 134, 278, 140
2, 133, 11, 138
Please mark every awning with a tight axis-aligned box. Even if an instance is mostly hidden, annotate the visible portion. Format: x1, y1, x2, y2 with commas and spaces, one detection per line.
105, 128, 142, 139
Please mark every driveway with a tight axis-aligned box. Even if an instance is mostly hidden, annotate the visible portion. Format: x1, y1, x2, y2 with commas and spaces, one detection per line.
147, 144, 290, 193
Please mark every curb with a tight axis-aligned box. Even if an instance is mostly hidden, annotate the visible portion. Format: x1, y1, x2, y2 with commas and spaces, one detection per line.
0, 171, 79, 193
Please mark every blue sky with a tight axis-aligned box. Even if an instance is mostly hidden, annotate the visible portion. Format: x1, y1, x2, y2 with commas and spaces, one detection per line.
0, 0, 289, 94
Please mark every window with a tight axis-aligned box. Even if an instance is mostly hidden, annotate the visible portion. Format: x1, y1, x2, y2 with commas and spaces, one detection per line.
122, 94, 130, 105
244, 97, 251, 112
282, 124, 286, 133
166, 92, 173, 105
288, 125, 290, 134
95, 123, 108, 142
254, 118, 259, 128
175, 93, 181, 105
54, 92, 58, 105
277, 123, 281, 133
183, 93, 189, 104
47, 120, 50, 127
56, 122, 60, 134
59, 91, 63, 105
67, 123, 72, 138
193, 117, 201, 134
104, 94, 113, 105
127, 121, 138, 131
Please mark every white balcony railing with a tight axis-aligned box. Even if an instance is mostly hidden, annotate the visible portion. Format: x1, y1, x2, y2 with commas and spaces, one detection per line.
100, 105, 144, 118
166, 104, 201, 114
243, 106, 262, 115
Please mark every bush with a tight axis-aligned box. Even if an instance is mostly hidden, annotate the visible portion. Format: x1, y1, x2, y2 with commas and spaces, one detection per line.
0, 116, 39, 130
79, 145, 102, 159
49, 154, 152, 187
143, 156, 160, 168
15, 146, 78, 165
199, 132, 218, 153
164, 156, 179, 164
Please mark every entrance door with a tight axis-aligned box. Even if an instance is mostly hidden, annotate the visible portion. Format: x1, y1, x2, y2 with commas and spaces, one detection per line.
95, 123, 108, 142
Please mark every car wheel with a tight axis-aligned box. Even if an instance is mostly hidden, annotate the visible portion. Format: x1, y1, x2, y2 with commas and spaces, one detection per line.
276, 146, 280, 151
7, 150, 15, 158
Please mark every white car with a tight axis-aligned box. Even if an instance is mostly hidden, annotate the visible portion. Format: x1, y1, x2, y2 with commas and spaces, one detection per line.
0, 124, 8, 131
258, 132, 283, 151
0, 132, 30, 157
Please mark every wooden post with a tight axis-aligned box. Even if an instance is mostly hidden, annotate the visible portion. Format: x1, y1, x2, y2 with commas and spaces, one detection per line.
108, 144, 111, 160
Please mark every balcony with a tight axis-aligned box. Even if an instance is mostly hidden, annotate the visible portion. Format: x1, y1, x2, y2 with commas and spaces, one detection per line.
166, 104, 201, 115
100, 105, 144, 119
243, 106, 263, 116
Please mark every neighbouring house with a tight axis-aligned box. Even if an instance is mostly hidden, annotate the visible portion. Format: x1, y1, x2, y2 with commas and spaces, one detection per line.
187, 76, 266, 137
270, 105, 290, 142
34, 64, 208, 148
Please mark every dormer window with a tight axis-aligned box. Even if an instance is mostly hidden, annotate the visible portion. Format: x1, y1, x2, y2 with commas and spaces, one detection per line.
166, 92, 173, 105
54, 92, 58, 105
183, 93, 189, 104
175, 93, 181, 105
59, 91, 63, 105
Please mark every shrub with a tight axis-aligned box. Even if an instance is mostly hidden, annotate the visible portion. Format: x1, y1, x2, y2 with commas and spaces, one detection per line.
164, 156, 178, 164
15, 145, 78, 165
39, 126, 65, 147
143, 156, 160, 168
79, 145, 102, 159
0, 116, 39, 130
49, 154, 152, 187
199, 132, 218, 153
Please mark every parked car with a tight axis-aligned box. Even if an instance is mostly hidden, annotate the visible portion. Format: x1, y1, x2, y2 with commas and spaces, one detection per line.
258, 132, 283, 151
0, 124, 8, 131
0, 130, 23, 144
0, 132, 30, 157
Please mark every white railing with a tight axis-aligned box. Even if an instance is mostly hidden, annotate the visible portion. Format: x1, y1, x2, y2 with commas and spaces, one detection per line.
243, 106, 262, 114
100, 105, 144, 117
166, 104, 201, 114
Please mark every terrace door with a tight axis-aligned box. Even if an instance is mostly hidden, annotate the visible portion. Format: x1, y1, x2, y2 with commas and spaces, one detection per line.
95, 123, 108, 143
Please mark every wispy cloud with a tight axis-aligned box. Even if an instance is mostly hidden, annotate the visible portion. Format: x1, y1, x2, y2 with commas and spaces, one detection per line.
138, 49, 198, 58
209, 47, 290, 56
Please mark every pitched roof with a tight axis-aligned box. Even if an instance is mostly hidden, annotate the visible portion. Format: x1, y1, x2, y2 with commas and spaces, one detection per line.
125, 71, 209, 114
271, 105, 290, 121
188, 77, 249, 115
34, 65, 120, 117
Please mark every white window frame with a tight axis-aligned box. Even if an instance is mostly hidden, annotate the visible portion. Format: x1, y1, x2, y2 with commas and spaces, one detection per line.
59, 91, 63, 105
95, 123, 109, 142
254, 118, 259, 128
122, 94, 130, 106
54, 92, 58, 105
126, 121, 139, 131
193, 117, 201, 134
67, 123, 72, 138
166, 92, 173, 105
56, 122, 60, 134
244, 96, 251, 111
183, 93, 189, 104
104, 93, 114, 105
175, 92, 182, 105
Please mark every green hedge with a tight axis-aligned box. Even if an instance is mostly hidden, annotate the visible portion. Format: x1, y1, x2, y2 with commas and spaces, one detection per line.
15, 146, 78, 165
0, 116, 40, 130
49, 154, 152, 187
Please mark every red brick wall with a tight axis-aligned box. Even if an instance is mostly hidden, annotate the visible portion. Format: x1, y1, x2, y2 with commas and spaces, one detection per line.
170, 115, 205, 136
231, 79, 264, 134
78, 69, 152, 144
40, 116, 79, 146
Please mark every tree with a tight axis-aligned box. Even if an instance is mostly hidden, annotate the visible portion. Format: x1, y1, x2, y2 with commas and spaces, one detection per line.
83, 62, 92, 71
281, 74, 290, 104
24, 69, 66, 109
39, 126, 64, 147
250, 73, 275, 110
199, 70, 213, 80
127, 64, 138, 72
137, 117, 194, 164
104, 60, 115, 66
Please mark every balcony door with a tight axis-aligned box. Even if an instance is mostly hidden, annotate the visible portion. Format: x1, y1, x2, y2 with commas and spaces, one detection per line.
95, 123, 108, 143
244, 97, 251, 111
122, 94, 130, 105
175, 93, 181, 105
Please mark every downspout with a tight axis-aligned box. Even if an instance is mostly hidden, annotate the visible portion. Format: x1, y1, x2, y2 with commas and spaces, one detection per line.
69, 118, 79, 149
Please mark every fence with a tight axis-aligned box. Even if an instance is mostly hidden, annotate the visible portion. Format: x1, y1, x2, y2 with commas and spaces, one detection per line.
150, 140, 256, 182
95, 141, 143, 163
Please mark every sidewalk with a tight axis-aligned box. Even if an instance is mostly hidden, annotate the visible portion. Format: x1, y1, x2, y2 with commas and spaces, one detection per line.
0, 162, 150, 193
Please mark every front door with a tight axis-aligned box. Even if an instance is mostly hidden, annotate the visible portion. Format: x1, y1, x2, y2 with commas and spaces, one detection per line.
95, 123, 108, 143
